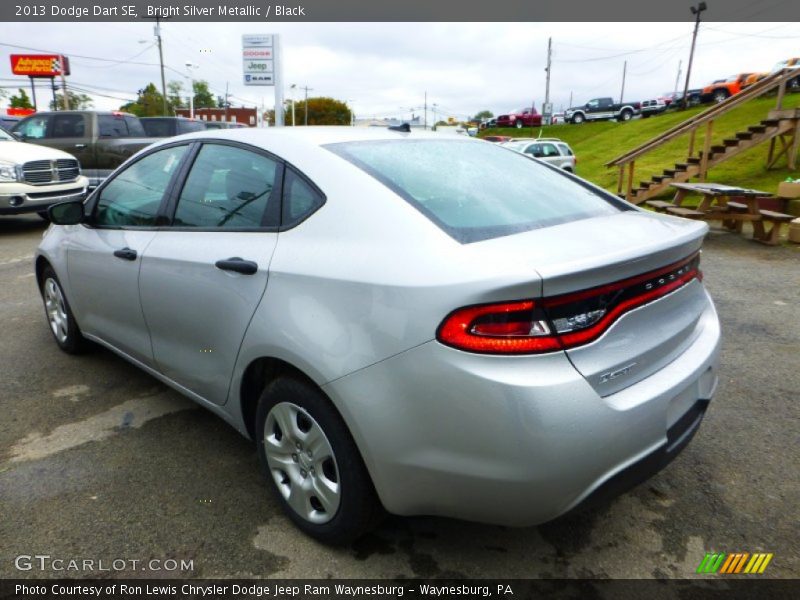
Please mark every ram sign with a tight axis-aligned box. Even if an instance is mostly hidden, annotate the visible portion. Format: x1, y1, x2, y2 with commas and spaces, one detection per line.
10, 54, 70, 77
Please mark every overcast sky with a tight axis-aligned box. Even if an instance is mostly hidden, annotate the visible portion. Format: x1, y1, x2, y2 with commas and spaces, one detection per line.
1, 22, 797, 120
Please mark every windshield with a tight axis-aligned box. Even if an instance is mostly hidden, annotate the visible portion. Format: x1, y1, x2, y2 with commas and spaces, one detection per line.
326, 139, 627, 243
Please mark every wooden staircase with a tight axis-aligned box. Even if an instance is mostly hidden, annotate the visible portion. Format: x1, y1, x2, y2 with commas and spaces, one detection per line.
606, 68, 800, 204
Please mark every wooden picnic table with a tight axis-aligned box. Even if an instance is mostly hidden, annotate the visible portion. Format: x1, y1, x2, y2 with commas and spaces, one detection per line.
645, 182, 794, 245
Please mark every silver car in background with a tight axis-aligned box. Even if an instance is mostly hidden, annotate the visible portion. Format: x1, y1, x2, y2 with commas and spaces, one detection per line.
36, 127, 720, 544
502, 137, 577, 171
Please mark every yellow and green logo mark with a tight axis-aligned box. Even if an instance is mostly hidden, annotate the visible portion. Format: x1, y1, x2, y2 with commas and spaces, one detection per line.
697, 552, 773, 574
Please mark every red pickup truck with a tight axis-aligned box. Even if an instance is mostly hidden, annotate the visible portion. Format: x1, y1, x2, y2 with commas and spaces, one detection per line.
496, 106, 542, 129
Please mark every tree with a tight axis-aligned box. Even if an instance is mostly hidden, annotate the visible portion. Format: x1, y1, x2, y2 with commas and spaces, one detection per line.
473, 110, 494, 121
119, 83, 167, 117
166, 80, 185, 110
192, 80, 215, 109
50, 90, 93, 111
10, 89, 33, 109
290, 96, 351, 126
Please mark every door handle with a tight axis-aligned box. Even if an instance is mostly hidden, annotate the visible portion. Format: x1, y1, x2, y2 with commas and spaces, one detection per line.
215, 257, 258, 275
74, 143, 87, 149
113, 247, 137, 261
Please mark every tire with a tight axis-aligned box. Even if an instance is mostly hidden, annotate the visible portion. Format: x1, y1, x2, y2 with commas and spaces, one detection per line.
40, 266, 89, 354
618, 109, 633, 122
37, 211, 50, 221
515, 119, 524, 129
641, 112, 651, 119
713, 89, 729, 103
256, 377, 383, 545
571, 113, 584, 124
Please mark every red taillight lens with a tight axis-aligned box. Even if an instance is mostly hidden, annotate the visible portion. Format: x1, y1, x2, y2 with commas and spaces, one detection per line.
437, 253, 701, 355
437, 300, 562, 354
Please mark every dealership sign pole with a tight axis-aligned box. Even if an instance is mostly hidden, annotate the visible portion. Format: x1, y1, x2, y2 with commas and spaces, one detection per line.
242, 34, 283, 126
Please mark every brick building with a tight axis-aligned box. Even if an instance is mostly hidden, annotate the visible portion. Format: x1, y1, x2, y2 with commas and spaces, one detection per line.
174, 107, 258, 127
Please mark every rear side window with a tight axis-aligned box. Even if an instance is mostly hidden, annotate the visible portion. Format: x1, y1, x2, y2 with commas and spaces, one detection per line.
141, 120, 174, 137
178, 120, 206, 134
173, 144, 279, 229
125, 116, 145, 137
282, 168, 325, 227
50, 114, 86, 138
326, 139, 625, 243
98, 115, 128, 137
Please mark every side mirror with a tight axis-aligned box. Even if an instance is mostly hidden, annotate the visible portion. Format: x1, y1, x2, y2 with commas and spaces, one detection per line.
48, 200, 85, 225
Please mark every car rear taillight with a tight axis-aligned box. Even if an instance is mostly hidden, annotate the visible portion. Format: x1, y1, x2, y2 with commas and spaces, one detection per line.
437, 253, 701, 355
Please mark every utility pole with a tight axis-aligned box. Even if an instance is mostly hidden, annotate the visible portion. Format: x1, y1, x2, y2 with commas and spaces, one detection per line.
424, 91, 427, 130
154, 17, 168, 115
59, 55, 70, 110
224, 81, 229, 122
569, 91, 573, 109
300, 85, 313, 125
620, 60, 627, 103
674, 59, 683, 94
682, 2, 707, 109
544, 37, 552, 125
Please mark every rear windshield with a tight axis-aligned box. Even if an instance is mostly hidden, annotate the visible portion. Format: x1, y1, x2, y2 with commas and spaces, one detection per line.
326, 139, 626, 243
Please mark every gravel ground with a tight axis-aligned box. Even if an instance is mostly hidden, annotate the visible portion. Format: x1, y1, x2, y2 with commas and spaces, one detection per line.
1, 215, 797, 580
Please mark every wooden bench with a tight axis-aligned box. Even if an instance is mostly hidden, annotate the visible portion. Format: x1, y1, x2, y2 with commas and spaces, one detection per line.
666, 206, 705, 219
645, 200, 675, 213
721, 200, 749, 232
755, 210, 795, 245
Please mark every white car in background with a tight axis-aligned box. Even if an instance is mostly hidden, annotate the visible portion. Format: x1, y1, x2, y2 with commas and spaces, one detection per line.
502, 137, 577, 172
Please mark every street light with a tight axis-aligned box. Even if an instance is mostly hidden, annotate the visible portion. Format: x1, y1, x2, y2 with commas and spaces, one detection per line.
681, 1, 707, 109
185, 61, 199, 119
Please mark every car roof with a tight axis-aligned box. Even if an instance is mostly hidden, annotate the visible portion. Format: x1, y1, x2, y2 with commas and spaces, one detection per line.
152, 125, 468, 148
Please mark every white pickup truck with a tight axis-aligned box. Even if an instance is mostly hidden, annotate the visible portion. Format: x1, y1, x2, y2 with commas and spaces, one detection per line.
0, 127, 88, 218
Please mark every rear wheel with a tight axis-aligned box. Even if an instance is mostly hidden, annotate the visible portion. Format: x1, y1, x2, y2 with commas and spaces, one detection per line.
515, 119, 524, 129
40, 266, 89, 354
256, 377, 383, 545
618, 109, 633, 122
713, 89, 730, 103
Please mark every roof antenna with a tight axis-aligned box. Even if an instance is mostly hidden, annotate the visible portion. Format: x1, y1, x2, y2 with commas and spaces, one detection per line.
388, 123, 411, 132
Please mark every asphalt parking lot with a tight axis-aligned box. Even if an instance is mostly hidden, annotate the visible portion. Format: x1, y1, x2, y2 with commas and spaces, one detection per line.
1, 215, 798, 579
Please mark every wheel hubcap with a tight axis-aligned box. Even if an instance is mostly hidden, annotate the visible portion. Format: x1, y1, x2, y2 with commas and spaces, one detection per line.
264, 401, 340, 524
44, 278, 69, 344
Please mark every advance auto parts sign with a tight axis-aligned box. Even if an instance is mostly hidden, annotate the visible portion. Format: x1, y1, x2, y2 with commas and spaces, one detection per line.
10, 54, 70, 77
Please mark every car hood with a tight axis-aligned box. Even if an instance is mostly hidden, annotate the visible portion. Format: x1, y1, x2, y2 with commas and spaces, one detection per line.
0, 141, 80, 163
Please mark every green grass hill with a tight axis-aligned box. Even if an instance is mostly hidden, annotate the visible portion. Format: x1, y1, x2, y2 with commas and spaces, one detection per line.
480, 94, 800, 204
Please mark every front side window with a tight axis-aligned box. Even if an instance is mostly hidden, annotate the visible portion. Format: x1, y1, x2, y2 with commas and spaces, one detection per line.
14, 115, 50, 139
327, 139, 626, 243
94, 145, 187, 227
172, 144, 278, 229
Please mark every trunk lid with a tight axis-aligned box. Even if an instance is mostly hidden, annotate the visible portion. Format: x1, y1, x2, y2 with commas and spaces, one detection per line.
476, 211, 710, 395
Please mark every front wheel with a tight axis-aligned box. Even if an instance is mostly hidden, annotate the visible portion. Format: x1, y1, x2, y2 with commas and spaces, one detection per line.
515, 119, 524, 129
571, 113, 584, 124
256, 377, 383, 545
713, 89, 729, 103
40, 266, 89, 354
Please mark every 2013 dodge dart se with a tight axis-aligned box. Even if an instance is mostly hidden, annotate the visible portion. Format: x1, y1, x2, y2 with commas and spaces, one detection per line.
35, 127, 720, 544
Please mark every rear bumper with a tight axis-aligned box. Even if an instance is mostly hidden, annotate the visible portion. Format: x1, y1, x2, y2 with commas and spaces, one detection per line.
324, 290, 720, 526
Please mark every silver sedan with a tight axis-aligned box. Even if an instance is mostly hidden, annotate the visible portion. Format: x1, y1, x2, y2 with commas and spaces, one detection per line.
36, 127, 720, 544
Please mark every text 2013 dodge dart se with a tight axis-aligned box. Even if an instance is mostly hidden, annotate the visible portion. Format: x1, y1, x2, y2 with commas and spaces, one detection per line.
36, 127, 720, 544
